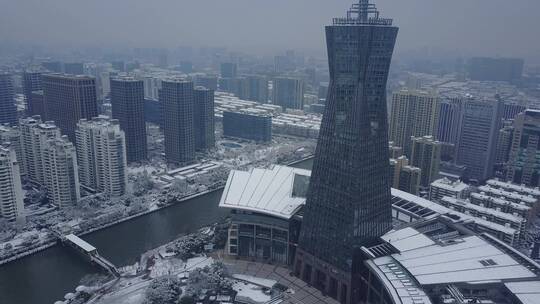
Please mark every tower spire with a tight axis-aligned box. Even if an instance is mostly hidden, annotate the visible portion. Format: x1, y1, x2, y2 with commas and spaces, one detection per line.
345, 0, 381, 22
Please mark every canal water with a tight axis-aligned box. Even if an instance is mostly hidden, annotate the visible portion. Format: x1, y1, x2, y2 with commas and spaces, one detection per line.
0, 158, 313, 304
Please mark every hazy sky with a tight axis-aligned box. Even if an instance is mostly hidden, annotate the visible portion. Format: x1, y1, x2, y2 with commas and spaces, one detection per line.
1, 0, 539, 61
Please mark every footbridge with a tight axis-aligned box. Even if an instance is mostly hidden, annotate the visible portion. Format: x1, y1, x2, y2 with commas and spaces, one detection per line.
52, 231, 120, 277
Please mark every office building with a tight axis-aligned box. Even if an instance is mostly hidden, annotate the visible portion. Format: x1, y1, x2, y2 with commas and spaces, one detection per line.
429, 177, 470, 202
507, 110, 540, 187
437, 97, 462, 145
195, 75, 218, 91
410, 136, 441, 188
0, 144, 25, 222
294, 2, 398, 303
220, 62, 237, 78
247, 75, 269, 103
222, 110, 272, 142
19, 116, 61, 185
356, 217, 540, 304
194, 87, 215, 150
63, 62, 84, 75
0, 73, 17, 125
456, 98, 502, 182
76, 117, 127, 197
219, 166, 310, 265
161, 79, 195, 164
468, 57, 524, 82
42, 74, 98, 142
42, 136, 80, 207
272, 77, 305, 110
389, 89, 440, 156
110, 77, 147, 162
22, 71, 43, 116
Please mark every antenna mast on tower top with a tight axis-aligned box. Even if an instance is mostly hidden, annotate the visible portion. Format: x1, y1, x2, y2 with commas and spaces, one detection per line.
346, 0, 380, 21
335, 0, 393, 26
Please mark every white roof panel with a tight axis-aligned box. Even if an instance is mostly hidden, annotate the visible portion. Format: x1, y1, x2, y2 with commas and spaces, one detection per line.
65, 234, 96, 253
219, 165, 310, 219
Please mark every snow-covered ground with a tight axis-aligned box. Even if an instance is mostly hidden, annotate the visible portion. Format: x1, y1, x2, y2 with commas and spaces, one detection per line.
233, 281, 272, 303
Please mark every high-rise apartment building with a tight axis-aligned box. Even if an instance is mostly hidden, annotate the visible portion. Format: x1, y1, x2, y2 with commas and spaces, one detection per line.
222, 111, 272, 142
506, 110, 540, 186
220, 63, 237, 78
194, 87, 215, 150
410, 135, 442, 188
272, 77, 305, 110
161, 79, 195, 164
42, 136, 80, 207
195, 75, 218, 91
456, 98, 502, 182
437, 97, 463, 145
110, 77, 147, 163
294, 2, 398, 303
42, 74, 98, 142
247, 75, 269, 103
0, 73, 18, 125
389, 89, 440, 156
390, 156, 421, 195
0, 144, 25, 222
495, 122, 514, 166
76, 117, 127, 197
0, 124, 25, 176
19, 116, 61, 185
22, 71, 43, 116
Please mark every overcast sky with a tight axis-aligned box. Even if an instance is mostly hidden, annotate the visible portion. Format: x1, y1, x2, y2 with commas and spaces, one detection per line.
1, 0, 539, 62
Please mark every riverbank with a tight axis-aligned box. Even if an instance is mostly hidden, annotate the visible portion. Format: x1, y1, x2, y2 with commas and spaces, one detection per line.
0, 155, 314, 267
0, 187, 224, 267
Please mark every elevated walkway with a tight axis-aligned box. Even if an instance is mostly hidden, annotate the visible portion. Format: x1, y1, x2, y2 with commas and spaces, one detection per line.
52, 230, 120, 277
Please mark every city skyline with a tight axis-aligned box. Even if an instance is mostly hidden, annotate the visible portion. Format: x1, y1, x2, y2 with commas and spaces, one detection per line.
1, 1, 540, 304
1, 0, 540, 63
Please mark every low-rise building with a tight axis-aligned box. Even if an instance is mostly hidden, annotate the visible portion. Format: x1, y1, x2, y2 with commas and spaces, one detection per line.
429, 177, 470, 202
441, 196, 528, 239
359, 217, 540, 304
219, 165, 310, 265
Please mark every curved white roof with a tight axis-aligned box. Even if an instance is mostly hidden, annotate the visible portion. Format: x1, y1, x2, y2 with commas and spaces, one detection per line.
219, 165, 310, 220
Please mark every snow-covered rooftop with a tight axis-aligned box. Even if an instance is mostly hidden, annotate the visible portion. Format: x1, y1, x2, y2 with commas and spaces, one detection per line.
366, 219, 540, 304
219, 165, 310, 220
390, 235, 536, 285
430, 178, 469, 192
504, 281, 540, 304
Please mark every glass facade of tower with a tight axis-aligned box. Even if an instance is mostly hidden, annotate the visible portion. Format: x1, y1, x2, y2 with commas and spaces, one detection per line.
294, 2, 398, 303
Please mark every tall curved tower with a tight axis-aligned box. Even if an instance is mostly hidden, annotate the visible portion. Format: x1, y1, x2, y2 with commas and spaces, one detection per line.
294, 1, 398, 303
